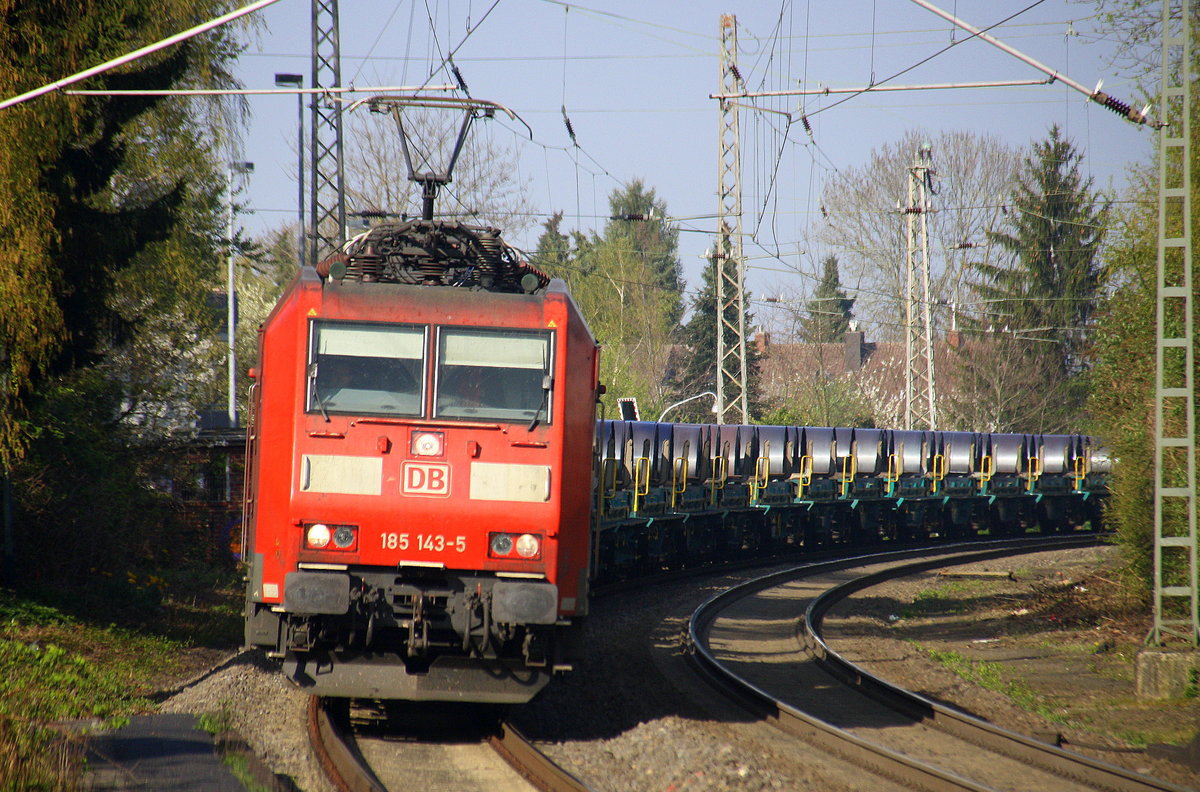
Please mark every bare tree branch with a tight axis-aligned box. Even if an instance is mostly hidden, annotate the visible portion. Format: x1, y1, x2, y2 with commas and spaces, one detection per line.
343, 109, 534, 234
818, 129, 1019, 339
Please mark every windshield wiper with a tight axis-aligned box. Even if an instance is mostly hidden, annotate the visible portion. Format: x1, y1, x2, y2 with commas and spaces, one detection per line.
309, 362, 330, 422
527, 374, 551, 431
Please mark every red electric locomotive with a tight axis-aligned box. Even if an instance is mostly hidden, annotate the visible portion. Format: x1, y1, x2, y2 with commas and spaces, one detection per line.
242, 217, 599, 703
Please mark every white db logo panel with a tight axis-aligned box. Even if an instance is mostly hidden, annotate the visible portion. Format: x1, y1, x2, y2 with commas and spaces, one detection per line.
401, 461, 451, 497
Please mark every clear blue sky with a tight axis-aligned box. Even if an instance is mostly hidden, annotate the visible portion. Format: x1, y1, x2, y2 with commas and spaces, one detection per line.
232, 0, 1153, 325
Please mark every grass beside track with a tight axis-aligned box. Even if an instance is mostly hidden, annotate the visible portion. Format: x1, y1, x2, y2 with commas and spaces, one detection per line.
911, 643, 1068, 724
894, 556, 1200, 751
0, 569, 243, 791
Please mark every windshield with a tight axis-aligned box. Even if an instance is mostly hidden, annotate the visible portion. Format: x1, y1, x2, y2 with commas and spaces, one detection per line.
435, 328, 552, 422
308, 322, 425, 417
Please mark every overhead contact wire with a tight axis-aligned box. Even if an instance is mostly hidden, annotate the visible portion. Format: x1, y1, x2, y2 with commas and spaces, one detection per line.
805, 0, 1049, 120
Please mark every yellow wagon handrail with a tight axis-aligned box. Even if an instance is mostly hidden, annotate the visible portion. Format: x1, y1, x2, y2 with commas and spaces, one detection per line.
632, 456, 651, 512
930, 453, 947, 494
709, 455, 727, 506
671, 456, 689, 507
796, 455, 813, 499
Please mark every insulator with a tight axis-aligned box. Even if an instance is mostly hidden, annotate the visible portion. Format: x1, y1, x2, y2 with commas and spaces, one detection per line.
518, 263, 551, 292
729, 63, 743, 84
417, 254, 444, 285
477, 232, 503, 286
342, 255, 384, 283
451, 64, 469, 94
1096, 92, 1147, 124
562, 111, 577, 145
1102, 94, 1131, 117
359, 259, 386, 283
800, 114, 812, 135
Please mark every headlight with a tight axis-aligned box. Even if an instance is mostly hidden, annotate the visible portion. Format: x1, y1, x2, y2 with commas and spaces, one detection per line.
515, 533, 540, 558
489, 533, 514, 556
411, 430, 444, 457
306, 523, 331, 549
304, 523, 357, 551
488, 532, 542, 559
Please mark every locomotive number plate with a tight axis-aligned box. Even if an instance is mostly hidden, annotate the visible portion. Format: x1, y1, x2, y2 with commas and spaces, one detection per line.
401, 461, 451, 497
380, 533, 467, 553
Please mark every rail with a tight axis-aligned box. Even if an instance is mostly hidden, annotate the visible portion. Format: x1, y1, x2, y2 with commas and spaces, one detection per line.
687, 537, 1190, 792
803, 544, 1189, 792
488, 721, 594, 792
308, 696, 383, 792
308, 696, 592, 792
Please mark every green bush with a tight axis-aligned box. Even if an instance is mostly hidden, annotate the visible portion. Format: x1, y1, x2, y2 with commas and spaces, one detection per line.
1087, 162, 1199, 598
9, 370, 199, 584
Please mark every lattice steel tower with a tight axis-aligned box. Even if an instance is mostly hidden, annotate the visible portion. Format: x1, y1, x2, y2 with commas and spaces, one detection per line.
310, 0, 345, 266
1150, 0, 1198, 645
714, 14, 749, 425
902, 144, 937, 431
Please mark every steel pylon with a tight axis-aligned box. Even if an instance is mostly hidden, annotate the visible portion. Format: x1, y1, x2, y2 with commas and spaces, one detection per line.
714, 14, 748, 425
902, 145, 937, 431
1150, 0, 1198, 646
310, 0, 345, 266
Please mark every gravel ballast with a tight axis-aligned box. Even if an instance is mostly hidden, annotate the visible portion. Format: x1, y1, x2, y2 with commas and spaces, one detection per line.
159, 652, 333, 792
154, 544, 1198, 791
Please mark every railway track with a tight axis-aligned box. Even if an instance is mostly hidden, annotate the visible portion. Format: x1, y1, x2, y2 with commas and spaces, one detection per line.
689, 536, 1192, 792
300, 541, 881, 791
304, 534, 1171, 792
307, 695, 592, 792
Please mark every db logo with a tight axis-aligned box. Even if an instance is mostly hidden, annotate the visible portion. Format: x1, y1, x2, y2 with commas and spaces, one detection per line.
401, 461, 451, 497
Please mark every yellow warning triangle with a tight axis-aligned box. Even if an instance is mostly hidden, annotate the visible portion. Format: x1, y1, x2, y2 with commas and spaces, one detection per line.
307, 308, 318, 316
547, 319, 557, 328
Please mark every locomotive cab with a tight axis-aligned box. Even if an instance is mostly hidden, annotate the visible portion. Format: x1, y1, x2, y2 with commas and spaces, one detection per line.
243, 219, 599, 703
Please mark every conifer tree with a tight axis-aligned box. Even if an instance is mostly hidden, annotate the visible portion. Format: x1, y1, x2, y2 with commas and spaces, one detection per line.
0, 3, 244, 585
798, 255, 855, 343
669, 253, 762, 422
600, 180, 684, 325
534, 212, 573, 275
533, 182, 684, 417
972, 125, 1108, 375
948, 126, 1109, 433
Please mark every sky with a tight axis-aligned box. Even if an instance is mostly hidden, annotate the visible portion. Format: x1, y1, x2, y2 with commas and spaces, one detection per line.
230, 0, 1155, 335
